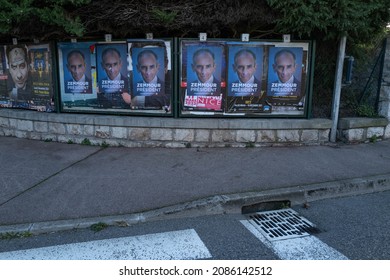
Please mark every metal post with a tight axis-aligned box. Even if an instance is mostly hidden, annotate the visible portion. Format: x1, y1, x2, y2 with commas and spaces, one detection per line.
330, 35, 347, 142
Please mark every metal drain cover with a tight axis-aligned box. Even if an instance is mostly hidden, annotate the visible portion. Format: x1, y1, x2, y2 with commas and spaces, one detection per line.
245, 209, 318, 241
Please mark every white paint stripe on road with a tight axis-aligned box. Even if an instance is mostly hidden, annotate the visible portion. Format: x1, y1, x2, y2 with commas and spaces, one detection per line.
241, 220, 348, 260
0, 229, 211, 260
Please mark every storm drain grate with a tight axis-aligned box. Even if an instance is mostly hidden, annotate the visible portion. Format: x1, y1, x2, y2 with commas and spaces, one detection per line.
245, 209, 319, 241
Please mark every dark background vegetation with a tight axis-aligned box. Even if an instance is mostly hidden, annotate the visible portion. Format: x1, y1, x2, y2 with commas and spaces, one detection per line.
1, 0, 389, 118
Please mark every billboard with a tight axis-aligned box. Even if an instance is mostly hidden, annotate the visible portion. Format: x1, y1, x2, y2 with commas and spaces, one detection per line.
0, 43, 54, 111
226, 44, 270, 113
95, 43, 130, 109
267, 47, 304, 100
128, 40, 172, 111
181, 41, 226, 112
179, 39, 310, 117
58, 42, 96, 109
57, 39, 172, 114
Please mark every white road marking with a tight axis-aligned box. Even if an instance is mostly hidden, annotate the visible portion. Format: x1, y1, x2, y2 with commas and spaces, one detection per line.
241, 220, 348, 260
0, 229, 211, 260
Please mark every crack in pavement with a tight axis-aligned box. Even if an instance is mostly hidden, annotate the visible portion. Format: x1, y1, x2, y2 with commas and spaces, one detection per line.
0, 147, 105, 208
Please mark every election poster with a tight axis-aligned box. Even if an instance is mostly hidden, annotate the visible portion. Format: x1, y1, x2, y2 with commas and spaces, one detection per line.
226, 44, 270, 113
57, 42, 96, 109
181, 41, 225, 112
0, 43, 54, 111
267, 47, 304, 106
96, 43, 130, 109
128, 39, 171, 111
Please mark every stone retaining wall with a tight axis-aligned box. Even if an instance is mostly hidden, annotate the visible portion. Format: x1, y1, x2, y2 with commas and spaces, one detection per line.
1, 109, 389, 147
338, 117, 390, 142
0, 109, 333, 147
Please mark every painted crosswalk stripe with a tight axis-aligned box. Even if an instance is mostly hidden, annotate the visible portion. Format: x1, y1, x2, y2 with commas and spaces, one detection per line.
0, 229, 211, 260
241, 220, 348, 260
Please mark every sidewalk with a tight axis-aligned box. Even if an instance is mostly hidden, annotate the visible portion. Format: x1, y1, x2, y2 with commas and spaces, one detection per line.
1, 136, 390, 234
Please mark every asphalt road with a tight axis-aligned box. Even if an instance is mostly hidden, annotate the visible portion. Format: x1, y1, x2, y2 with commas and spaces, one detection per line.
0, 190, 389, 260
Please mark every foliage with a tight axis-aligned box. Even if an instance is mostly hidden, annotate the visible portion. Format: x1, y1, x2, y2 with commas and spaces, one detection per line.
81, 138, 91, 145
76, 0, 277, 39
266, 0, 390, 42
355, 104, 378, 118
1, 0, 388, 42
151, 8, 178, 25
0, 231, 32, 239
0, 0, 90, 39
90, 222, 108, 232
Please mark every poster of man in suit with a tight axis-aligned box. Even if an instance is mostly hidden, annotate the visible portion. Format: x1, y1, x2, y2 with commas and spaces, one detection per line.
183, 43, 224, 111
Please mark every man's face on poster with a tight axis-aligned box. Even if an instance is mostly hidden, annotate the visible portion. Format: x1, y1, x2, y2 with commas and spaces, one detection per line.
8, 48, 29, 89
273, 52, 297, 83
67, 52, 86, 82
102, 50, 122, 80
192, 52, 216, 83
137, 52, 159, 83
234, 52, 257, 83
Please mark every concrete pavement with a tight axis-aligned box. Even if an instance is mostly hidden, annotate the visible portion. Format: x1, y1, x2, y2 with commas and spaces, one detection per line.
1, 136, 390, 234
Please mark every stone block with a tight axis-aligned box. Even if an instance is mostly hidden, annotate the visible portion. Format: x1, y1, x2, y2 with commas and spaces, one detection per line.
319, 129, 330, 142
67, 124, 83, 135
42, 135, 57, 142
379, 86, 390, 100
367, 127, 385, 138
301, 130, 319, 142
129, 128, 151, 141
236, 130, 256, 143
151, 128, 173, 141
83, 125, 94, 136
15, 130, 28, 138
111, 127, 128, 139
165, 142, 187, 148
276, 130, 300, 142
194, 129, 210, 142
384, 124, 390, 139
0, 117, 9, 127
9, 119, 17, 129
257, 130, 276, 143
29, 132, 43, 140
342, 128, 364, 141
95, 126, 110, 138
211, 130, 235, 142
174, 129, 195, 141
49, 122, 66, 134
34, 121, 48, 133
17, 120, 33, 131
1, 128, 14, 136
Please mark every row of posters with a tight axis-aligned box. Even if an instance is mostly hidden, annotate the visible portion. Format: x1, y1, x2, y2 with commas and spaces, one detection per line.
0, 39, 311, 117
58, 40, 171, 112
181, 41, 309, 116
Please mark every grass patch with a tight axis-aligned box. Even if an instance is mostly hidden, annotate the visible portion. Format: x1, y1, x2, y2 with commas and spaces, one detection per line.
0, 231, 32, 240
245, 142, 255, 148
81, 138, 92, 145
90, 222, 108, 232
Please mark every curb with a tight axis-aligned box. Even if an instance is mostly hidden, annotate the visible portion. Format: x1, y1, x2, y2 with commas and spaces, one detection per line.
1, 173, 390, 236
